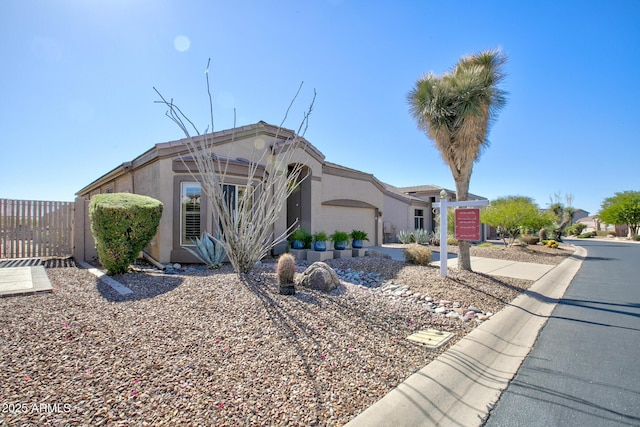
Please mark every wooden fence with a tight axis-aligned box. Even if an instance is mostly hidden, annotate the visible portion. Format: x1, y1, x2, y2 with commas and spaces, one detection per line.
0, 199, 74, 259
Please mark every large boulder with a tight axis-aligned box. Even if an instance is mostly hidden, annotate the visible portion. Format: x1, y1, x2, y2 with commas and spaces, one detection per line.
295, 262, 341, 292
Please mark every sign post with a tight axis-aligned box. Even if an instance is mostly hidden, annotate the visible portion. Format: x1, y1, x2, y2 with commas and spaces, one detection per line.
432, 190, 488, 277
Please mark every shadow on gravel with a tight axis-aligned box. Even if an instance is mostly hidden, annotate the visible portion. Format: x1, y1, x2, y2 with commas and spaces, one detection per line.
95, 273, 184, 302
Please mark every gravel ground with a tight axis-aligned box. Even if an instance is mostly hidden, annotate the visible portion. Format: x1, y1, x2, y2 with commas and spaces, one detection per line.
0, 242, 573, 426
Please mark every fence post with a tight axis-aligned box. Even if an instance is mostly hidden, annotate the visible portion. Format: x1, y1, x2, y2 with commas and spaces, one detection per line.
73, 197, 86, 263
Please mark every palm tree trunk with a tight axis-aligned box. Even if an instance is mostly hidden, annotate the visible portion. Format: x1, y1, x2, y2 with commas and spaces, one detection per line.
454, 174, 472, 271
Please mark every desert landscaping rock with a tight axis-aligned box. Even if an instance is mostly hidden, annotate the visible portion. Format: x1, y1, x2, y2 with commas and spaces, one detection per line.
295, 262, 341, 292
0, 242, 572, 426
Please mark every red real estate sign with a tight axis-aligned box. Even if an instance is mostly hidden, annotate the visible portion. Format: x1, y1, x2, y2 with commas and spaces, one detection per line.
455, 208, 481, 241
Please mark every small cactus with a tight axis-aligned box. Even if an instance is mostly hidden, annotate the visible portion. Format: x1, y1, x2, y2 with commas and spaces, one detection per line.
277, 254, 297, 295
539, 228, 547, 241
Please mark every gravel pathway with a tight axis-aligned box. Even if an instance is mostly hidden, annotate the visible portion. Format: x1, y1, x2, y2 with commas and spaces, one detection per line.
0, 243, 573, 426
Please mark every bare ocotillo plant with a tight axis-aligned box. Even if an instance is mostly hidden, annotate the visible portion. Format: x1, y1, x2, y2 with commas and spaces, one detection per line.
154, 60, 315, 274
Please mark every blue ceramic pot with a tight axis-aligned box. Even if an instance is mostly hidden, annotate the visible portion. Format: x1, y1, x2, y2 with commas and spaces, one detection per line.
352, 239, 363, 249
292, 240, 304, 249
314, 241, 326, 252
334, 241, 347, 250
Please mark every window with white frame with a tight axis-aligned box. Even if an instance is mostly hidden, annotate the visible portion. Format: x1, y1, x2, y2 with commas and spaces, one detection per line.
181, 182, 202, 245
414, 209, 425, 230
181, 182, 249, 246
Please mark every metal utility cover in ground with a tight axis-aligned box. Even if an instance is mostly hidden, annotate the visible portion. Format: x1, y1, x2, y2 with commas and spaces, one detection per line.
406, 329, 454, 349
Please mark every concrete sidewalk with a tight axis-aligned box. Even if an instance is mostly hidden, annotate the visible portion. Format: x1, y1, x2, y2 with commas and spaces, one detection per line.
433, 256, 555, 281
346, 247, 587, 427
371, 245, 555, 281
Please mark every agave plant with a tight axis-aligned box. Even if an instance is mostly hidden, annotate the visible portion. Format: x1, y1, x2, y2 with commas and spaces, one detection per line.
183, 232, 226, 269
397, 230, 413, 244
413, 229, 429, 244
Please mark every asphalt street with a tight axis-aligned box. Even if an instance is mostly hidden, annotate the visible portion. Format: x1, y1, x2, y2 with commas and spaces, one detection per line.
484, 239, 640, 426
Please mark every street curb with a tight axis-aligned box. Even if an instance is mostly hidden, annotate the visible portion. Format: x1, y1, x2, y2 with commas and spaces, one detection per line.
346, 246, 587, 427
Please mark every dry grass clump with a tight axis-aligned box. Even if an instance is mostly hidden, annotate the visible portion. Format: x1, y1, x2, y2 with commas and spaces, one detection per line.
403, 244, 432, 265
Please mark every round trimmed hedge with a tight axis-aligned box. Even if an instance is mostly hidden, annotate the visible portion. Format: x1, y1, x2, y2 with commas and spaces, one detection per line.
89, 193, 163, 275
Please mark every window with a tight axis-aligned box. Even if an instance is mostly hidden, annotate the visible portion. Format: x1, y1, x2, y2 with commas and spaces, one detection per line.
181, 182, 201, 245
220, 184, 249, 229
414, 209, 424, 230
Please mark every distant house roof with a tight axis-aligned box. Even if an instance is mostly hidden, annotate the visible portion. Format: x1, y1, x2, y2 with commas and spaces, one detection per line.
396, 184, 488, 201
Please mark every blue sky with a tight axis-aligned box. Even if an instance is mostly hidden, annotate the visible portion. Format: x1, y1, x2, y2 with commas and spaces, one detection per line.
1, 0, 638, 215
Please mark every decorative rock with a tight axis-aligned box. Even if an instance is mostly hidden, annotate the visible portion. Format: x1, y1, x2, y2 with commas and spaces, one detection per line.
173, 263, 182, 270
424, 296, 433, 303
477, 314, 489, 321
464, 311, 476, 319
295, 262, 340, 292
435, 307, 447, 314
446, 311, 460, 319
364, 249, 392, 259
468, 306, 483, 313
452, 302, 461, 308
439, 300, 452, 306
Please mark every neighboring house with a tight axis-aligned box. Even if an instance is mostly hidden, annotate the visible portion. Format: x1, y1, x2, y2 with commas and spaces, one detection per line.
383, 184, 489, 242
577, 215, 628, 236
571, 208, 589, 224
76, 121, 488, 263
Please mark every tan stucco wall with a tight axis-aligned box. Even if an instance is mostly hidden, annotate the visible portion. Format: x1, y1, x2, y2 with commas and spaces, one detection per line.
382, 195, 410, 242
316, 205, 376, 247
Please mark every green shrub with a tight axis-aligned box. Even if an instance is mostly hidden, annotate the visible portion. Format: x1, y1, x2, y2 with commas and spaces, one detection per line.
632, 235, 640, 241
577, 232, 594, 239
565, 223, 586, 236
403, 244, 432, 265
89, 193, 163, 275
350, 230, 369, 241
447, 236, 459, 246
289, 227, 313, 249
329, 230, 350, 244
312, 231, 328, 242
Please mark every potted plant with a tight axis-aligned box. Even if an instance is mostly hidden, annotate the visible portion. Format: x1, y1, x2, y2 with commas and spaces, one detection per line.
289, 227, 312, 249
312, 231, 329, 251
350, 230, 369, 249
330, 230, 350, 250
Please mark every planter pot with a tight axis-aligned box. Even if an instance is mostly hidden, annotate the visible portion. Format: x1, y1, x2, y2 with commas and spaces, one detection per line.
333, 241, 347, 250
292, 240, 305, 249
314, 241, 327, 252
352, 239, 364, 249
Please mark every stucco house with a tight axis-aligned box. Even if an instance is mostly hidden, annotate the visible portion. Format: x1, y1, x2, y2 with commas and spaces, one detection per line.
76, 121, 487, 264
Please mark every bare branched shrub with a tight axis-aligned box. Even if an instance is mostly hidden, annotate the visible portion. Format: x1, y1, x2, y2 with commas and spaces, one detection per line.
154, 60, 315, 274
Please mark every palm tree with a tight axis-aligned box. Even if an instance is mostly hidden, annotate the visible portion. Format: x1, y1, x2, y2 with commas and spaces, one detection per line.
408, 49, 508, 271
